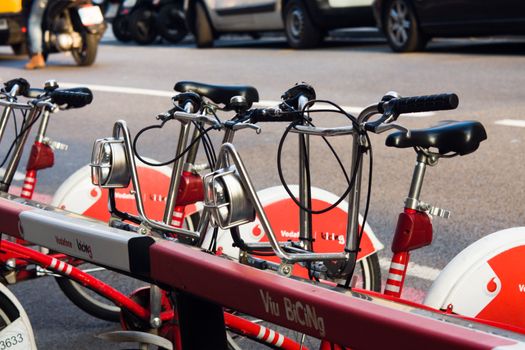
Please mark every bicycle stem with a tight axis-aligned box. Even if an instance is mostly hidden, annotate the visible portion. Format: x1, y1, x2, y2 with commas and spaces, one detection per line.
298, 95, 313, 251
162, 118, 192, 224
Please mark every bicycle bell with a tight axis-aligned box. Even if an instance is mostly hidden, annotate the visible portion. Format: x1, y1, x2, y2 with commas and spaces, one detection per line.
203, 166, 255, 229
90, 137, 131, 188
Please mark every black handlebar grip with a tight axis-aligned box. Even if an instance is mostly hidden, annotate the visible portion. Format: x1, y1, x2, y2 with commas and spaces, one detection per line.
281, 83, 316, 110
172, 92, 203, 112
249, 108, 301, 123
50, 88, 93, 109
381, 93, 459, 115
4, 78, 30, 97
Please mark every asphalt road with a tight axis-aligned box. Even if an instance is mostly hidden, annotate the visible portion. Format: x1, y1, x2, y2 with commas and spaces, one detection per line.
0, 31, 524, 349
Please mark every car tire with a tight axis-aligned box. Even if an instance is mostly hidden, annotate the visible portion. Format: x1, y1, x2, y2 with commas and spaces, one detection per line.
383, 0, 428, 52
283, 0, 322, 49
194, 1, 214, 48
129, 7, 159, 45
112, 14, 133, 42
157, 3, 188, 44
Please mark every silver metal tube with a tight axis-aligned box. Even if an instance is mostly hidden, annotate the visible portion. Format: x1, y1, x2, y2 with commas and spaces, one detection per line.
36, 109, 51, 143
162, 106, 193, 224
217, 143, 347, 263
298, 95, 312, 250
112, 121, 199, 239
0, 105, 12, 146
405, 153, 427, 209
185, 124, 201, 165
343, 104, 380, 255
8, 84, 20, 98
0, 101, 34, 109
298, 133, 312, 250
222, 128, 235, 144
149, 284, 162, 329
1, 107, 41, 191
344, 131, 363, 254
291, 125, 355, 137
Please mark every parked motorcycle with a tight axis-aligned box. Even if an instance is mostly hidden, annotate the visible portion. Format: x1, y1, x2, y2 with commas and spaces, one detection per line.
42, 0, 107, 65
111, 0, 186, 45
0, 0, 106, 66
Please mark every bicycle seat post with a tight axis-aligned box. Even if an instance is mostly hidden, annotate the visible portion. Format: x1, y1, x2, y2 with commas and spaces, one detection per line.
405, 152, 430, 210
297, 95, 313, 251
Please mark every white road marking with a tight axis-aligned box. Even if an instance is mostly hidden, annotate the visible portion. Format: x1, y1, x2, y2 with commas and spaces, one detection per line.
495, 119, 525, 128
60, 82, 434, 117
60, 82, 174, 97
379, 257, 441, 282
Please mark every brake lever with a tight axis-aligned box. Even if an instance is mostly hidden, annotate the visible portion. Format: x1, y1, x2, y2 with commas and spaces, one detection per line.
225, 121, 261, 134
375, 123, 410, 136
173, 111, 222, 129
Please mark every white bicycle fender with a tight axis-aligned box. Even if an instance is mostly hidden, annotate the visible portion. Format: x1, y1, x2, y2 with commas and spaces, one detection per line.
0, 283, 37, 350
424, 227, 525, 328
51, 161, 177, 221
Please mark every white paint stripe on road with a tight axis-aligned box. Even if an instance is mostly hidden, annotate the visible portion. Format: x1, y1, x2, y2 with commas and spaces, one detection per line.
60, 82, 174, 97
495, 119, 525, 128
60, 82, 434, 117
379, 257, 441, 281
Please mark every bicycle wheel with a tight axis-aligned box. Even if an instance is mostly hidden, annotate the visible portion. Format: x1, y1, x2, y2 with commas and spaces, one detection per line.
157, 3, 188, 44
0, 284, 37, 349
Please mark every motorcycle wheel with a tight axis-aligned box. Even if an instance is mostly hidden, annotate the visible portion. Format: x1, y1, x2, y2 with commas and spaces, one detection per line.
72, 33, 98, 66
157, 3, 188, 44
112, 15, 133, 42
129, 7, 158, 45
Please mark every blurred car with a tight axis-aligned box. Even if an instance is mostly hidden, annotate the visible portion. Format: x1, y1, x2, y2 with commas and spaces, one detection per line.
373, 0, 525, 52
0, 0, 27, 55
184, 0, 375, 49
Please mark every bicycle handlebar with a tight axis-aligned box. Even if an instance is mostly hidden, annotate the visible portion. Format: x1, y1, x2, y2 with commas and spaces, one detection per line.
379, 93, 459, 115
248, 108, 300, 123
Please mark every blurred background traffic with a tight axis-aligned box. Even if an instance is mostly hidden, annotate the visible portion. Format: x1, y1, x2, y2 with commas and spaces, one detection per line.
1, 0, 524, 60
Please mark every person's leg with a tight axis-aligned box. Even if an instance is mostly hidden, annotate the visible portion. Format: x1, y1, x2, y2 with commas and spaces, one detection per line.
25, 0, 48, 69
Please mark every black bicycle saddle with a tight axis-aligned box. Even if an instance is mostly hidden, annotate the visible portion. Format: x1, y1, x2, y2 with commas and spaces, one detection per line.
385, 120, 487, 155
174, 81, 259, 111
